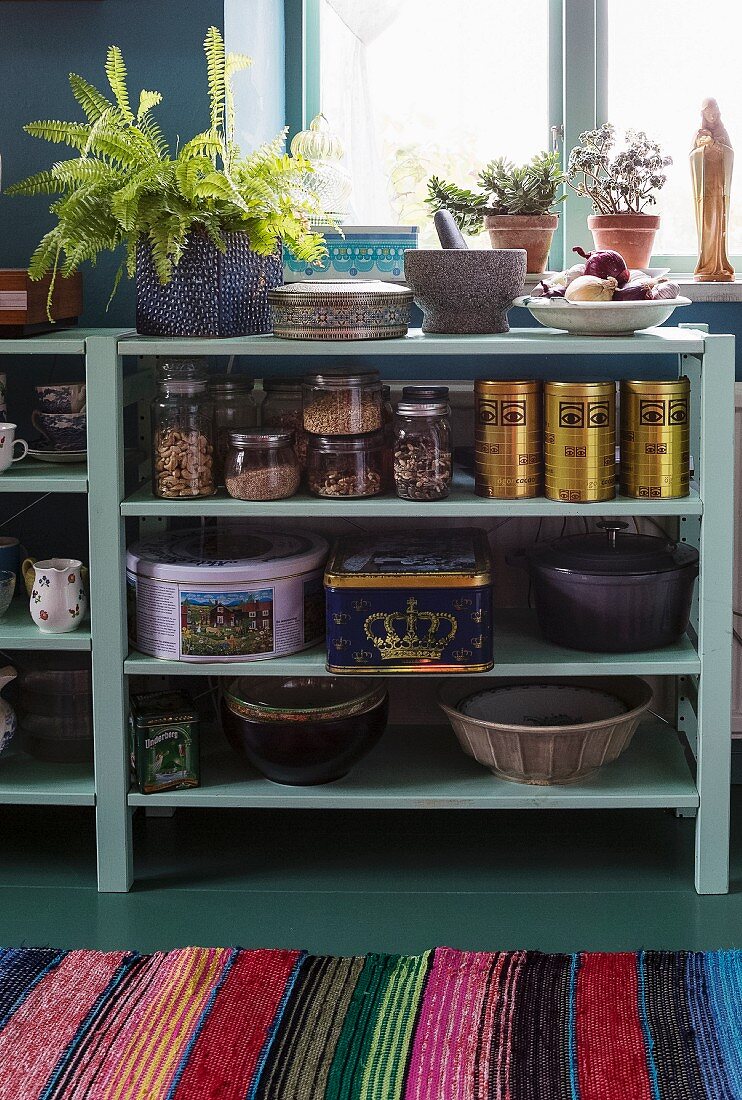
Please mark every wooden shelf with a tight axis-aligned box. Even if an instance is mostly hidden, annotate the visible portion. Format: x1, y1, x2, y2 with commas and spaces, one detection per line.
122, 474, 702, 518
127, 722, 698, 811
124, 609, 700, 678
2, 461, 87, 494
118, 326, 708, 359
0, 600, 91, 650
0, 746, 94, 806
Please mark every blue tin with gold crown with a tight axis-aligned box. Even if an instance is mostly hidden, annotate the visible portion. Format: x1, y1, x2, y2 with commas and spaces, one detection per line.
324, 531, 493, 673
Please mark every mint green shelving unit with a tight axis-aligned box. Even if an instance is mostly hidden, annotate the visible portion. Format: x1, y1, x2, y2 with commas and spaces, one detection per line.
26, 326, 734, 895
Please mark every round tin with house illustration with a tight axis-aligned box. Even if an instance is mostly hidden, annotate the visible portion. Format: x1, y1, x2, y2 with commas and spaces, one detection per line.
126, 526, 328, 662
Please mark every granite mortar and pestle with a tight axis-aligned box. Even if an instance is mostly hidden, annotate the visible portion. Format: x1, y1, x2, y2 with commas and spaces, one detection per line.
404, 211, 526, 334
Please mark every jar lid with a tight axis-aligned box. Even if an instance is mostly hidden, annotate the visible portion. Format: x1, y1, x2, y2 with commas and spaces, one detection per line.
127, 526, 328, 584
229, 429, 294, 449
395, 401, 450, 417
159, 380, 209, 396
402, 385, 450, 401
209, 374, 255, 394
527, 521, 699, 576
303, 367, 381, 388
308, 430, 384, 451
156, 361, 208, 384
223, 675, 387, 723
263, 377, 303, 393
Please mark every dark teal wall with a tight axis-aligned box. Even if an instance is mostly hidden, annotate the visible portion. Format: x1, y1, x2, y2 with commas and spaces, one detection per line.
0, 0, 223, 327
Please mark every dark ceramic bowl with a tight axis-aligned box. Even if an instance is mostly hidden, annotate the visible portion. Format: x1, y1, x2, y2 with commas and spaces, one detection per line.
32, 411, 87, 451
221, 676, 389, 785
403, 249, 526, 333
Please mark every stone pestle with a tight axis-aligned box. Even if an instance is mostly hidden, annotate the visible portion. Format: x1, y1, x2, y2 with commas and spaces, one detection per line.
433, 210, 468, 250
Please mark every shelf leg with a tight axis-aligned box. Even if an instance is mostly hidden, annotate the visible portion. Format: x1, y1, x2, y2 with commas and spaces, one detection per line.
87, 335, 133, 892
691, 338, 735, 894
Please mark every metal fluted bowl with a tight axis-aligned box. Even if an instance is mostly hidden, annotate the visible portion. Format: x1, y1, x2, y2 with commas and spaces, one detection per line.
439, 676, 653, 785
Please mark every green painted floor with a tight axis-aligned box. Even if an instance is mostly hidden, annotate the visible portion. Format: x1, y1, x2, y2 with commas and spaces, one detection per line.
1, 793, 741, 955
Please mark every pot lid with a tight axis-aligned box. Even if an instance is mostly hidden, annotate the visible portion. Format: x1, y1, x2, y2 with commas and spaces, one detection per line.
528, 521, 698, 575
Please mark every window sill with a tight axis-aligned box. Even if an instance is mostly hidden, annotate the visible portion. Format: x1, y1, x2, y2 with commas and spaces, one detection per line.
673, 278, 742, 303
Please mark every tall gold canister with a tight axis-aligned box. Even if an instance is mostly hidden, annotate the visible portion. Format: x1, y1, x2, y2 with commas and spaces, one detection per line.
620, 378, 690, 499
544, 380, 616, 502
474, 379, 542, 498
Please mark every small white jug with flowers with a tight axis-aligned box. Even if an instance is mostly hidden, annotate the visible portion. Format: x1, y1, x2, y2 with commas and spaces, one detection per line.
22, 557, 87, 633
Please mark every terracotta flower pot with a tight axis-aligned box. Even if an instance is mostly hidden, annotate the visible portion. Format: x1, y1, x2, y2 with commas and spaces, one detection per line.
483, 214, 558, 274
587, 214, 660, 271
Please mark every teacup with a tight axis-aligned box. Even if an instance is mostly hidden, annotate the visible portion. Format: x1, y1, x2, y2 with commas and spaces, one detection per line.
35, 383, 86, 413
0, 424, 29, 472
32, 411, 87, 452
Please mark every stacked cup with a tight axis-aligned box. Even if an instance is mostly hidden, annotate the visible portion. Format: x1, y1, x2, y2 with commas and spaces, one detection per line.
620, 378, 690, 499
474, 379, 542, 498
32, 383, 87, 452
544, 380, 616, 503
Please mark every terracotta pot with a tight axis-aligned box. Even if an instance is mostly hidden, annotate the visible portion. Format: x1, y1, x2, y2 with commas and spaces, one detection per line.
484, 214, 558, 274
587, 214, 660, 270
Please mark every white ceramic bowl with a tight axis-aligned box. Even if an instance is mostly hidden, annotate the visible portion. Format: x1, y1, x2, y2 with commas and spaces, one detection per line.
513, 295, 691, 336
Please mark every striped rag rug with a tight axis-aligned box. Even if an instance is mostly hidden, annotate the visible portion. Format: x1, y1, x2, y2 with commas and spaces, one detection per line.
0, 947, 740, 1099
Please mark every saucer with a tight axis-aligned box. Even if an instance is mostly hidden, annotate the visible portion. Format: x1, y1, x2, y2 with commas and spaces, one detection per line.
27, 440, 87, 465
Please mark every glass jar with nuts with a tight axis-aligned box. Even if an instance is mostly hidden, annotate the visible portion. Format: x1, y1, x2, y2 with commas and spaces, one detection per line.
224, 430, 300, 501
151, 365, 216, 499
393, 400, 452, 501
306, 431, 385, 498
302, 369, 382, 435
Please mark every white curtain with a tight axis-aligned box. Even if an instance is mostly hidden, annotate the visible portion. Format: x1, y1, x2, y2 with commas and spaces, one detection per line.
323, 0, 406, 224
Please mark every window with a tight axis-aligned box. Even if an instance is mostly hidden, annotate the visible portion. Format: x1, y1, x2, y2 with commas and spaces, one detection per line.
604, 0, 742, 267
291, 0, 742, 267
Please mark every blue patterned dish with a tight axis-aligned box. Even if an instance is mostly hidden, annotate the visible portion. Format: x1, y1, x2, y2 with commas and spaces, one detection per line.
32, 411, 87, 451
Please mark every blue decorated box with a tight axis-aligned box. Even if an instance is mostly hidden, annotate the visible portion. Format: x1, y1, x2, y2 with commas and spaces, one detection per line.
284, 225, 418, 284
324, 531, 493, 674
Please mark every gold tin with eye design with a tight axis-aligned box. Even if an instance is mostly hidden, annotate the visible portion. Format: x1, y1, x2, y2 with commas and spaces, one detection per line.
544, 380, 616, 502
474, 379, 543, 498
620, 379, 690, 499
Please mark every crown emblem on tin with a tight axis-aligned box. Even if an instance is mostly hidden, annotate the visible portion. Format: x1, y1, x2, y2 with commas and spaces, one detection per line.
332, 612, 350, 625
452, 597, 472, 610
333, 637, 351, 651
452, 648, 472, 661
471, 609, 483, 623
471, 635, 484, 649
353, 649, 373, 663
364, 597, 457, 661
352, 599, 370, 612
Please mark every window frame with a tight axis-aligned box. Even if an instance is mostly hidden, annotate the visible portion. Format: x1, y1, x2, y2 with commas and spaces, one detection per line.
286, 0, 729, 273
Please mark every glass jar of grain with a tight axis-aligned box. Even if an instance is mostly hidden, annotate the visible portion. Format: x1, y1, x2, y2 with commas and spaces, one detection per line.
306, 431, 385, 498
224, 430, 300, 501
302, 368, 382, 435
393, 400, 452, 501
151, 363, 215, 499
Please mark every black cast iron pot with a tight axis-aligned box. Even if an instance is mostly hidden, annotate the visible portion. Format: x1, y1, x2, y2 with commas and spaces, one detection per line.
518, 520, 699, 653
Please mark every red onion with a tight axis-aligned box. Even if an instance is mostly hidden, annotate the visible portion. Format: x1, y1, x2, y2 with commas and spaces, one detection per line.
572, 246, 630, 287
538, 280, 566, 298
613, 281, 655, 301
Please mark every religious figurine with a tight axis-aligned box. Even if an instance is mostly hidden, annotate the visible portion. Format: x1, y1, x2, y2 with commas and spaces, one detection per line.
690, 98, 734, 281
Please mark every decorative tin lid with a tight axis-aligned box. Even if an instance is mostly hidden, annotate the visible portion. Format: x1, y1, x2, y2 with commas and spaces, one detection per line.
268, 280, 413, 303
325, 530, 492, 589
127, 526, 328, 584
130, 690, 199, 726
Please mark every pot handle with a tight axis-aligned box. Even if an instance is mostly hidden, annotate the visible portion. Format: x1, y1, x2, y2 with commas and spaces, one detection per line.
596, 519, 629, 549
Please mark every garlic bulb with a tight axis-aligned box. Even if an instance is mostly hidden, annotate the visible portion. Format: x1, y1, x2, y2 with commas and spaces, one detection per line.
565, 275, 618, 302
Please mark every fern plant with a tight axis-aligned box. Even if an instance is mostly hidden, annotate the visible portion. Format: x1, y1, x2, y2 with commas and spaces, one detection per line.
426, 151, 564, 234
7, 27, 327, 310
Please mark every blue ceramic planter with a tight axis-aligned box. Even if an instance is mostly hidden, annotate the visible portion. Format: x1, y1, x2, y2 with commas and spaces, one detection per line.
136, 231, 283, 338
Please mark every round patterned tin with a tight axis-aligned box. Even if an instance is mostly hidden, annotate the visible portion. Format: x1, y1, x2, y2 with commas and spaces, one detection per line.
267, 280, 413, 341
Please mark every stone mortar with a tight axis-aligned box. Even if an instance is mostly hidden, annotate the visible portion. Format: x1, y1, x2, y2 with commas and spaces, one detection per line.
404, 249, 526, 334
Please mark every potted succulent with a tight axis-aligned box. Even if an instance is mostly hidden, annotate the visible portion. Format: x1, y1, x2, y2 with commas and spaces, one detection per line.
566, 124, 672, 269
426, 151, 564, 273
7, 28, 327, 337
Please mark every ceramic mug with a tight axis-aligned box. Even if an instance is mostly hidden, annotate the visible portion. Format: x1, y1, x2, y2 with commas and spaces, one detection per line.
35, 383, 86, 414
0, 424, 28, 472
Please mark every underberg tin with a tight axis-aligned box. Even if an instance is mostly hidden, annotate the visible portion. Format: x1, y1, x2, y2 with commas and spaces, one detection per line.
474, 379, 542, 499
129, 690, 199, 794
126, 526, 328, 662
324, 530, 493, 673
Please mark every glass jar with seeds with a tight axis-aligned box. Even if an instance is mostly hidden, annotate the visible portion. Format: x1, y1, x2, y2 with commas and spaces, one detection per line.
306, 431, 385, 498
393, 400, 452, 501
302, 368, 382, 435
151, 363, 215, 499
224, 430, 300, 501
